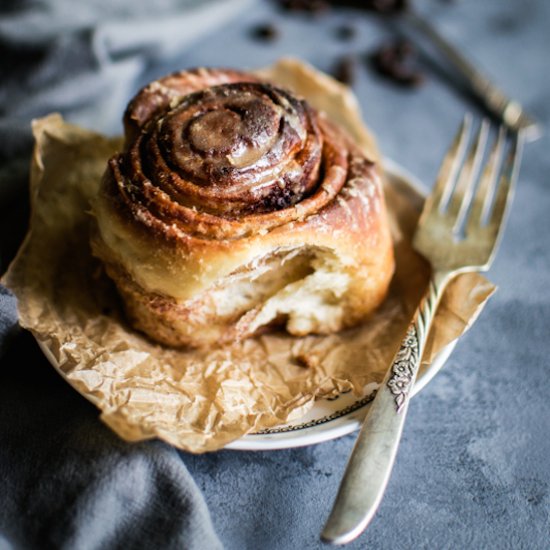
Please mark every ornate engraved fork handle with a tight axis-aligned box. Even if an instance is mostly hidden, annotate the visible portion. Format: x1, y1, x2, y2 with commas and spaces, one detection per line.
387, 270, 449, 413
321, 270, 451, 545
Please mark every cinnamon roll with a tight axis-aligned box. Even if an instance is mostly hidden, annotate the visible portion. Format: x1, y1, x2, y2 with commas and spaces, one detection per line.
91, 67, 394, 347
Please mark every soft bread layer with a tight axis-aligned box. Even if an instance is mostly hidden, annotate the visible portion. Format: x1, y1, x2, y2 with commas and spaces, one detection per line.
91, 164, 393, 347
93, 242, 393, 347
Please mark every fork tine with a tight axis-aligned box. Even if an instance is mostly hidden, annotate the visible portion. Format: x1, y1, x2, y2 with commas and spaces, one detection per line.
447, 119, 490, 231
488, 130, 524, 234
422, 114, 472, 217
466, 126, 506, 232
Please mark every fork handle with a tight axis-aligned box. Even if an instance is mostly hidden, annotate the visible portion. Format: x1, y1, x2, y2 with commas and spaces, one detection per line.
404, 11, 542, 141
321, 271, 450, 545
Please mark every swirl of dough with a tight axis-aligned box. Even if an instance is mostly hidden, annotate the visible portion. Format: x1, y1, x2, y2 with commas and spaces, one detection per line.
92, 67, 394, 348
109, 73, 349, 240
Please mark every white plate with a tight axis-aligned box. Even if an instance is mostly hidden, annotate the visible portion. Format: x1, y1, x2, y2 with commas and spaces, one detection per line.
38, 160, 455, 452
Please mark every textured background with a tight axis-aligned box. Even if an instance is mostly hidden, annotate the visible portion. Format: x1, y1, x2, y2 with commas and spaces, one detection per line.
1, 1, 549, 549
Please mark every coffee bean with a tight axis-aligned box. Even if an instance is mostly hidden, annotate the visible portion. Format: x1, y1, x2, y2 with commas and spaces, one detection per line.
335, 23, 357, 41
369, 39, 425, 88
333, 55, 356, 85
251, 23, 280, 42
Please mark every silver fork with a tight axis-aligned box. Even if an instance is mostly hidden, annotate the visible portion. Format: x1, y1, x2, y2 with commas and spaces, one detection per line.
321, 116, 524, 545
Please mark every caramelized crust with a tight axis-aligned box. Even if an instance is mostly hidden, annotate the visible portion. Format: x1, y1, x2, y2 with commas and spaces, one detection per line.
91, 68, 395, 347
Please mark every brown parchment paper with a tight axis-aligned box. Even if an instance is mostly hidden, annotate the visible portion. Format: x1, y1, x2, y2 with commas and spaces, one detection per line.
2, 58, 495, 453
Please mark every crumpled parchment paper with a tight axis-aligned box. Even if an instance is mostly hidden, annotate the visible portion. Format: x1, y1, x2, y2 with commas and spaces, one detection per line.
2, 58, 495, 453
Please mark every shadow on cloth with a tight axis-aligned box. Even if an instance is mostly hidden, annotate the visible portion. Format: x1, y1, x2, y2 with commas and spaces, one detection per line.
0, 331, 222, 549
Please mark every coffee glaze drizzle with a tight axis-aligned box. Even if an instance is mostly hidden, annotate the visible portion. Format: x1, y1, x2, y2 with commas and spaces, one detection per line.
106, 69, 350, 240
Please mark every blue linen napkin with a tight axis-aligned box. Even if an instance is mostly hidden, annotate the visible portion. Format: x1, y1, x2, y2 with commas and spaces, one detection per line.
0, 0, 252, 547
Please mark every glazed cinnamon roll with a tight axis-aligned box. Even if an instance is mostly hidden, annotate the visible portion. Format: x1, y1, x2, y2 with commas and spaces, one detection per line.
91, 67, 394, 347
